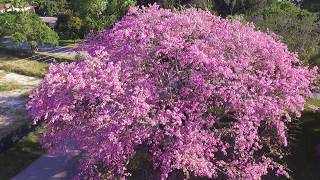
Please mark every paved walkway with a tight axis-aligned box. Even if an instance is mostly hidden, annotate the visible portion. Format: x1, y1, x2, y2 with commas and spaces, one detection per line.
13, 151, 80, 180
0, 70, 40, 150
0, 70, 80, 179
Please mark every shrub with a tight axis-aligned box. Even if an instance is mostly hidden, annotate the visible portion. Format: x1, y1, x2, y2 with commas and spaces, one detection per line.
136, 0, 270, 14
27, 5, 317, 179
248, 0, 320, 64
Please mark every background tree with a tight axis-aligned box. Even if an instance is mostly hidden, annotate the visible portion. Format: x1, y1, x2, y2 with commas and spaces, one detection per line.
213, 0, 274, 16
32, 0, 68, 16
1, 0, 30, 7
69, 0, 137, 35
0, 13, 59, 53
248, 0, 320, 64
56, 15, 83, 40
0, 13, 15, 39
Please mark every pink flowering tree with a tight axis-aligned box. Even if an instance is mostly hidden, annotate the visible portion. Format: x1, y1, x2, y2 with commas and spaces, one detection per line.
27, 5, 317, 179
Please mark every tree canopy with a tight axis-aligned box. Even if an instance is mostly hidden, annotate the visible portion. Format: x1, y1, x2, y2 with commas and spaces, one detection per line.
0, 13, 59, 53
248, 0, 320, 63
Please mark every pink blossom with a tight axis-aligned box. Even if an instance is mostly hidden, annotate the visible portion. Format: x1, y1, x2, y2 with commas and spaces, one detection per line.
27, 4, 317, 179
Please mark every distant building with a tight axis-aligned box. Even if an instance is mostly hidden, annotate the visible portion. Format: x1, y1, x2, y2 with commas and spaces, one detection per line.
0, 3, 35, 14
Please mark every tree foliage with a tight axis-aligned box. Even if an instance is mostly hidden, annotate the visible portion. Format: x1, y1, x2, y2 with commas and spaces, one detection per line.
213, 0, 274, 16
136, 0, 274, 15
0, 13, 59, 53
53, 0, 136, 38
0, 13, 15, 38
32, 0, 68, 16
27, 5, 317, 179
0, 0, 30, 7
55, 10, 83, 40
69, 0, 137, 34
248, 0, 320, 64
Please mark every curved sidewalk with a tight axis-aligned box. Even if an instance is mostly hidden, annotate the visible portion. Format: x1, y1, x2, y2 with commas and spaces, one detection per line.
13, 151, 79, 180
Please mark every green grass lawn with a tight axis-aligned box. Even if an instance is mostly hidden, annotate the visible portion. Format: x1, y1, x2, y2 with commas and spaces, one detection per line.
306, 97, 320, 108
59, 39, 82, 48
35, 52, 76, 62
288, 110, 320, 179
0, 81, 23, 92
0, 59, 49, 78
288, 98, 320, 179
0, 127, 44, 180
0, 41, 79, 76
0, 53, 49, 78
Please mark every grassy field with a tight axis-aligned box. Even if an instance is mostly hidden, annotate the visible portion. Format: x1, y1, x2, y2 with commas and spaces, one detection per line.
0, 127, 44, 180
289, 111, 320, 179
0, 54, 49, 78
0, 81, 23, 92
306, 97, 320, 108
59, 39, 82, 48
288, 98, 320, 179
35, 52, 76, 62
0, 41, 80, 74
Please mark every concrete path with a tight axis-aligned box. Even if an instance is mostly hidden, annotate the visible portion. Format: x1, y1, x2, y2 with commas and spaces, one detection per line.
0, 70, 80, 179
13, 151, 80, 180
0, 70, 41, 150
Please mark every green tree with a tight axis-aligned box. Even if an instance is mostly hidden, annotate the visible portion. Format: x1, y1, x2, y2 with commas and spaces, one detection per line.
0, 13, 59, 53
248, 0, 320, 63
213, 0, 274, 16
0, 13, 15, 38
1, 0, 30, 7
69, 0, 136, 34
57, 15, 83, 40
32, 0, 68, 16
137, 0, 214, 10
136, 0, 273, 15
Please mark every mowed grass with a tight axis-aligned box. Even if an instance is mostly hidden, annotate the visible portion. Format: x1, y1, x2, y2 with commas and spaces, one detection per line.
0, 81, 23, 92
0, 55, 49, 78
59, 39, 81, 48
306, 97, 320, 108
289, 98, 320, 179
36, 52, 75, 62
0, 127, 44, 180
289, 110, 320, 179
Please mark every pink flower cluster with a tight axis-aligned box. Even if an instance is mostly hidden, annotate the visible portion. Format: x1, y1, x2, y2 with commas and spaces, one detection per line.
27, 5, 317, 179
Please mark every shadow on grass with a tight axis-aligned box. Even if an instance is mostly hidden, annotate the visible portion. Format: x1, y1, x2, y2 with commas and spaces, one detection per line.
287, 110, 320, 180
0, 127, 44, 180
